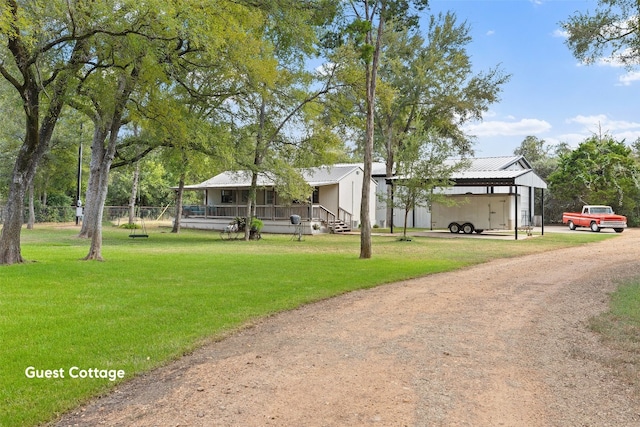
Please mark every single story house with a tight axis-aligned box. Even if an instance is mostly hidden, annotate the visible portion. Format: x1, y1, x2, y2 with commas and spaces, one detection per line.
178, 164, 377, 235
177, 156, 546, 237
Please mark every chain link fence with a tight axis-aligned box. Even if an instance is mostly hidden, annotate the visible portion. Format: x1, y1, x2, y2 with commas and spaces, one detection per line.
0, 205, 176, 225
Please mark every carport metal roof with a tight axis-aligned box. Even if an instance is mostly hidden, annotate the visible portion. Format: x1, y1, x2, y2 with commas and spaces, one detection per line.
449, 169, 548, 189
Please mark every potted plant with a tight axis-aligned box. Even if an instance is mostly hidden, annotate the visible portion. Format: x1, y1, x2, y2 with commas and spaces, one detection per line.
249, 218, 263, 240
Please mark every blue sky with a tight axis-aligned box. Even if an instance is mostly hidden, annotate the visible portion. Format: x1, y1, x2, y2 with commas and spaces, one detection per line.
425, 0, 640, 157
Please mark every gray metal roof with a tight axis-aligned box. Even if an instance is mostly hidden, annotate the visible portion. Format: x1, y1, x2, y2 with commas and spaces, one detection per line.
445, 155, 531, 172
185, 164, 364, 189
451, 169, 548, 189
184, 156, 547, 191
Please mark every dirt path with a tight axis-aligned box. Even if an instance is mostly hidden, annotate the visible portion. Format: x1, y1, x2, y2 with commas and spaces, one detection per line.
56, 230, 640, 426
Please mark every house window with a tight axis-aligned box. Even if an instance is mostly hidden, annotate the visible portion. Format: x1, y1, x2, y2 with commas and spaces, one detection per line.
221, 190, 234, 204
312, 187, 320, 204
241, 190, 249, 203
266, 190, 275, 205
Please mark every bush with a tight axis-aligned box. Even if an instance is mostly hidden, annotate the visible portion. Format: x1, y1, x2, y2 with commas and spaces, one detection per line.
119, 223, 141, 230
250, 218, 264, 231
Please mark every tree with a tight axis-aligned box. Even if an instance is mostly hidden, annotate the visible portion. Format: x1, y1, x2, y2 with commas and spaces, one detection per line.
74, 0, 271, 258
375, 14, 508, 229
548, 134, 640, 223
389, 122, 469, 239
0, 1, 95, 264
562, 0, 640, 67
513, 135, 560, 221
0, 81, 25, 201
333, 0, 429, 259
227, 2, 343, 241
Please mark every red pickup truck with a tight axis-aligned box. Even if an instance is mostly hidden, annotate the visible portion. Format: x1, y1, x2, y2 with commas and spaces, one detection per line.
562, 205, 627, 233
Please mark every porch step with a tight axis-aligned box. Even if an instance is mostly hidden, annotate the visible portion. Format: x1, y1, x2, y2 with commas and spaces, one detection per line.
329, 220, 351, 233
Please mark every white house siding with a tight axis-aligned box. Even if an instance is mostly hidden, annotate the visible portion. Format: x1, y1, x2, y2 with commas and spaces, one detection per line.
319, 184, 339, 216
338, 168, 377, 228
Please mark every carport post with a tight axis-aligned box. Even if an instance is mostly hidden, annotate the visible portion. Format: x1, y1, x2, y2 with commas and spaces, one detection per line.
541, 188, 545, 236
514, 186, 519, 240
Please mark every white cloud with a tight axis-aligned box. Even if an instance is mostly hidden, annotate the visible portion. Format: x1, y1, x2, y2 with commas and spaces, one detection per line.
466, 118, 552, 137
618, 71, 640, 86
596, 55, 626, 68
552, 29, 568, 38
553, 133, 589, 147
566, 114, 640, 132
614, 129, 640, 142
486, 30, 495, 36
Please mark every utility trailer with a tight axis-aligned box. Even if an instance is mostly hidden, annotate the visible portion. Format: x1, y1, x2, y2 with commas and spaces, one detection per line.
430, 194, 518, 234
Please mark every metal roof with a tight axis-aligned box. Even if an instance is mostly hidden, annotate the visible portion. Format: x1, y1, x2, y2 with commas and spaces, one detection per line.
183, 156, 547, 190
185, 164, 365, 189
445, 155, 531, 171
450, 169, 547, 189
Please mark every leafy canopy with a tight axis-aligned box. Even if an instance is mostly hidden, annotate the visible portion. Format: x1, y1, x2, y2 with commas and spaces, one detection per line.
548, 135, 640, 217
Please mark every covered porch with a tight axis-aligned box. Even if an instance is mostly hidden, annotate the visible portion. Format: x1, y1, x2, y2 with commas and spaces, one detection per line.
180, 201, 352, 235
176, 165, 376, 235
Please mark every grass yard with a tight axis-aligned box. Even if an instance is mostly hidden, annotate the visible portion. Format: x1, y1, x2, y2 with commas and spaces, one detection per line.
589, 278, 640, 388
0, 225, 616, 426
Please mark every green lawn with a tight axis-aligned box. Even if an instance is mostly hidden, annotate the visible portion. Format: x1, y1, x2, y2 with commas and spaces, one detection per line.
0, 225, 616, 426
589, 278, 640, 389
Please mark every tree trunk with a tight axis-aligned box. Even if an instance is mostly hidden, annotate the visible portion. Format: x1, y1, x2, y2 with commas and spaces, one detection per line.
359, 4, 386, 259
79, 125, 109, 239
171, 172, 185, 233
83, 158, 112, 261
0, 26, 88, 264
403, 208, 410, 239
384, 115, 397, 231
245, 96, 266, 241
245, 171, 259, 241
27, 182, 35, 229
82, 128, 119, 261
360, 106, 373, 258
0, 175, 28, 264
128, 162, 140, 225
0, 98, 41, 264
83, 69, 139, 261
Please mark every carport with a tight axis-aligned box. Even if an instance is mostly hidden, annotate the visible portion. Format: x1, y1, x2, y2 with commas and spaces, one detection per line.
387, 167, 548, 240
448, 169, 548, 240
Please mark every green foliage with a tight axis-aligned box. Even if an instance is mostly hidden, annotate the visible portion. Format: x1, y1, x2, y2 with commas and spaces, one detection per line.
32, 201, 75, 223
390, 122, 471, 237
119, 223, 141, 230
345, 18, 374, 62
107, 158, 174, 207
374, 14, 509, 166
548, 135, 640, 223
250, 217, 264, 231
562, 0, 640, 67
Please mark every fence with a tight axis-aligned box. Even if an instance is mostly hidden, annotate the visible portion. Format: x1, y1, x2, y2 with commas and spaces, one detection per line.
0, 205, 176, 225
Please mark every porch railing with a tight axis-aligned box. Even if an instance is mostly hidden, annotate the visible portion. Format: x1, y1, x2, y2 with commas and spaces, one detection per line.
184, 204, 314, 221
338, 208, 352, 227
183, 204, 347, 223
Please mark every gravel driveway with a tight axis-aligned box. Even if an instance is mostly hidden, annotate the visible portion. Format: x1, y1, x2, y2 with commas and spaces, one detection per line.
55, 229, 640, 426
